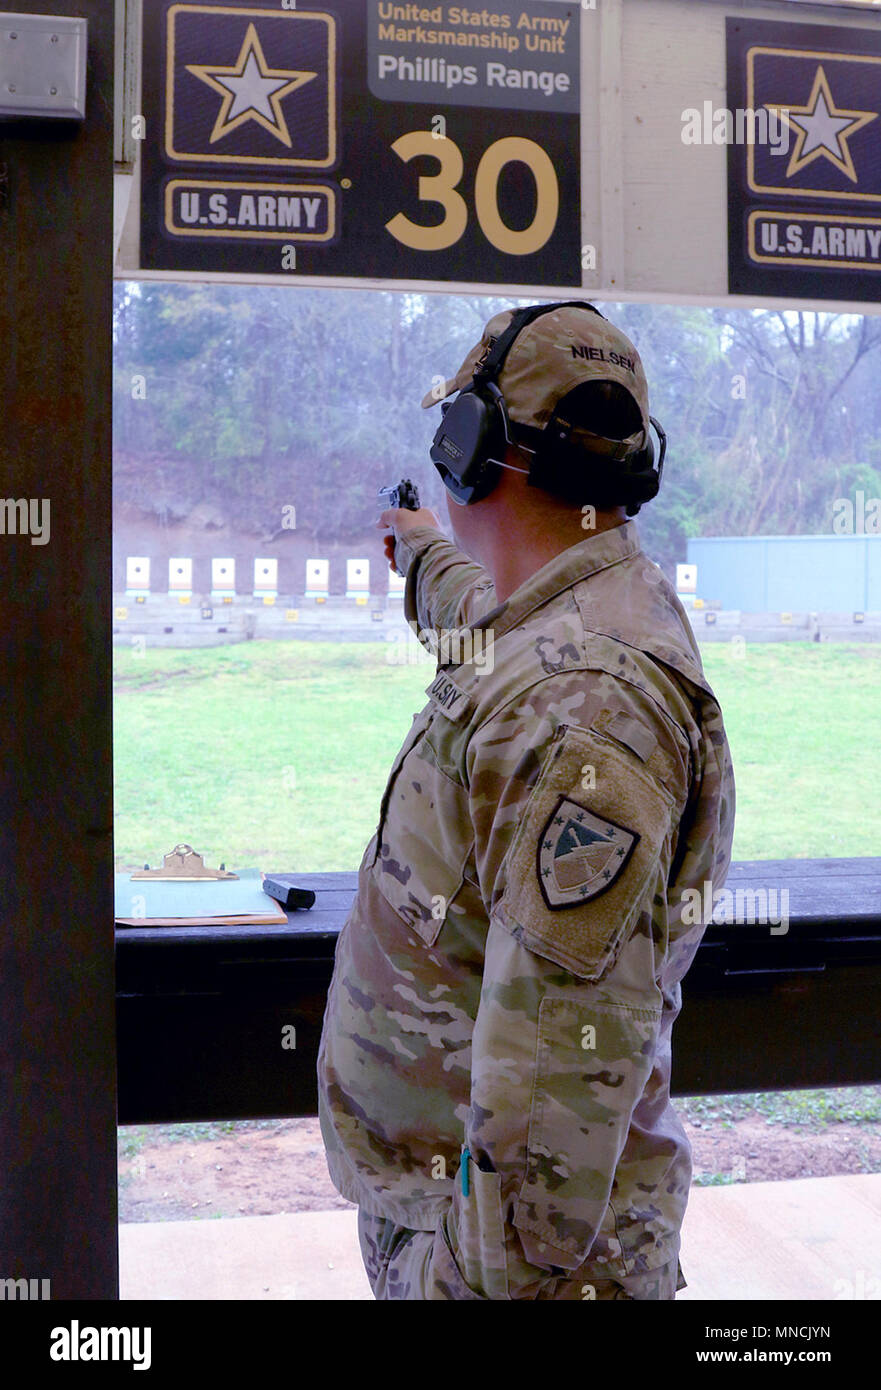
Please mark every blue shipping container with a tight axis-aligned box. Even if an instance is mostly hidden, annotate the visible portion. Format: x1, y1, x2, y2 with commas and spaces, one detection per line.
685, 535, 881, 611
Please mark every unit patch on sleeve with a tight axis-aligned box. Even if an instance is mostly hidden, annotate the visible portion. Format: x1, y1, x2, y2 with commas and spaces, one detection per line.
537, 796, 640, 910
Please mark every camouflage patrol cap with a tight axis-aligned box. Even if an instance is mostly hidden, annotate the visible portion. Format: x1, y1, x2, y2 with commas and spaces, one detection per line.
421, 303, 651, 455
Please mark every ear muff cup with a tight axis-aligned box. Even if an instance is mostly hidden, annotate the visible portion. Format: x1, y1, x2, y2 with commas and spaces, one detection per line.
430, 388, 505, 505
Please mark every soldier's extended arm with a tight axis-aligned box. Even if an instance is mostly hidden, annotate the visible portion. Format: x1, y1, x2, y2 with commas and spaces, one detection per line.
422, 681, 690, 1298
393, 525, 498, 635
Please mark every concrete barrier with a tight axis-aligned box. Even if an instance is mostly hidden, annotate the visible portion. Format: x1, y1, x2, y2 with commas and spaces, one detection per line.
112, 596, 881, 647
112, 593, 411, 646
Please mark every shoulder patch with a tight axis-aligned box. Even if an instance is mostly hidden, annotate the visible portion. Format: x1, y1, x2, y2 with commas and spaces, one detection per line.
538, 796, 639, 909
497, 723, 676, 980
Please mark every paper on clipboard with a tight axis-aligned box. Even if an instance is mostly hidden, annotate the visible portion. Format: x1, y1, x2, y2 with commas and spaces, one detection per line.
115, 867, 287, 926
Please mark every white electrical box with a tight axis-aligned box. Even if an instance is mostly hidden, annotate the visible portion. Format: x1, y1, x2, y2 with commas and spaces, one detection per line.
0, 13, 87, 120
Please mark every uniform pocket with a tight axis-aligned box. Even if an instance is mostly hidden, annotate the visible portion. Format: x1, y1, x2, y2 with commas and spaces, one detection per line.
440, 1158, 508, 1300
372, 721, 474, 946
512, 992, 662, 1270
499, 724, 676, 981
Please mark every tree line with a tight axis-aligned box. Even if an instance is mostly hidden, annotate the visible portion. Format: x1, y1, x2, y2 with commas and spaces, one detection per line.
112, 283, 881, 574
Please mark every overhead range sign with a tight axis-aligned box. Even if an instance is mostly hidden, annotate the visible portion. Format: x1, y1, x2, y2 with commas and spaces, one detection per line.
139, 0, 581, 287
728, 16, 881, 303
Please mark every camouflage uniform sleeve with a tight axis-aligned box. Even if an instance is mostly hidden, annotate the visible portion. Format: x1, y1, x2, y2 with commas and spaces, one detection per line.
421, 688, 684, 1299
392, 525, 498, 633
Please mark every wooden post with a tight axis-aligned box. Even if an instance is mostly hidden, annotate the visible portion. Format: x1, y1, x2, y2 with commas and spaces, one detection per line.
0, 0, 117, 1298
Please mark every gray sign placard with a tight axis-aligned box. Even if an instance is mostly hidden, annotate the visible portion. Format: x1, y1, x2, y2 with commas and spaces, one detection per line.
367, 0, 580, 112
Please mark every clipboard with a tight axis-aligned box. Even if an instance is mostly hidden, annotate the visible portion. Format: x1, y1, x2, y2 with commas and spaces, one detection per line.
116, 846, 288, 926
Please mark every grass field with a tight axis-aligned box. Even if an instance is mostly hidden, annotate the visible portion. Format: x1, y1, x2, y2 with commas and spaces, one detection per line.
113, 638, 881, 871
114, 639, 881, 1181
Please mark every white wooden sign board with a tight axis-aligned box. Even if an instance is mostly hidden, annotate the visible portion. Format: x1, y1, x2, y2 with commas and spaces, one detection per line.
211, 557, 236, 593
346, 559, 370, 597
125, 556, 150, 591
254, 558, 278, 593
168, 557, 193, 591
677, 563, 698, 593
305, 559, 329, 596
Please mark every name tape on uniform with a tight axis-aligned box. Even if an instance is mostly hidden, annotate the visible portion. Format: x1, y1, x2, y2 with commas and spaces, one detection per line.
426, 671, 473, 722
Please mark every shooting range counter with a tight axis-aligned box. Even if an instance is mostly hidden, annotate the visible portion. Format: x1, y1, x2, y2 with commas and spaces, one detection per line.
116, 857, 881, 1125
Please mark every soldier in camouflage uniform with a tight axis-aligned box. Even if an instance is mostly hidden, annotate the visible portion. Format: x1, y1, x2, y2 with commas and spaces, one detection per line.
317, 303, 736, 1299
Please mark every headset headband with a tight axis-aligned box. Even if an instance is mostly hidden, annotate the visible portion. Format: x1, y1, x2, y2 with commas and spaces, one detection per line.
471, 301, 606, 386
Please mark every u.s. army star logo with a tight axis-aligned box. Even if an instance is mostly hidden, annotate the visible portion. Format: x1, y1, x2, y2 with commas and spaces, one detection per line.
165, 5, 337, 168
537, 797, 639, 910
765, 65, 877, 186
185, 23, 317, 149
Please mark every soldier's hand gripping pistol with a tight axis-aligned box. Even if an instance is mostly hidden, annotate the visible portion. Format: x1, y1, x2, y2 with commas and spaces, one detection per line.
378, 478, 420, 513
378, 478, 421, 578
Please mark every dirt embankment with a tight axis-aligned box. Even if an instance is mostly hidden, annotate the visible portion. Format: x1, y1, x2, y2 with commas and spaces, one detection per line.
112, 501, 425, 597
118, 1113, 881, 1223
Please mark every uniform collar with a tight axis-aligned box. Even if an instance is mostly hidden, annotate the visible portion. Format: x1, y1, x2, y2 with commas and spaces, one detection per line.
468, 519, 642, 642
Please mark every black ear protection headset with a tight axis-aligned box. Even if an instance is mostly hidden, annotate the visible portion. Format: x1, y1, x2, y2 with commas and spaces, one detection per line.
429, 300, 666, 512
